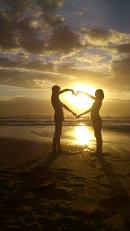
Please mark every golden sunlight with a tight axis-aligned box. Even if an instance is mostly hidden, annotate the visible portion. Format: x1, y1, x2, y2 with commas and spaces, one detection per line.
62, 83, 96, 112
74, 125, 93, 145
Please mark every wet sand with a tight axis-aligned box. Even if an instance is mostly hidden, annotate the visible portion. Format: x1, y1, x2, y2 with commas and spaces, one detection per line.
0, 126, 130, 230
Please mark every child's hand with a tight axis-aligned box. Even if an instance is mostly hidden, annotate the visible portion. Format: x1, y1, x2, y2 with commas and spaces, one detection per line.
75, 91, 80, 96
77, 114, 82, 118
71, 89, 75, 95
75, 113, 80, 118
72, 112, 77, 117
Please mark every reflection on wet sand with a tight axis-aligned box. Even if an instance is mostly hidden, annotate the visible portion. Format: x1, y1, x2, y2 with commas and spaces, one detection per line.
74, 125, 93, 146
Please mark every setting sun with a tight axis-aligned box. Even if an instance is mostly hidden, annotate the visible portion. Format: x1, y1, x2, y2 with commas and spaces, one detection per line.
62, 83, 96, 113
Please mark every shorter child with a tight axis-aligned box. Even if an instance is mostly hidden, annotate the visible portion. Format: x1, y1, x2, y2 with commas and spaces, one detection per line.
77, 89, 104, 154
51, 85, 77, 153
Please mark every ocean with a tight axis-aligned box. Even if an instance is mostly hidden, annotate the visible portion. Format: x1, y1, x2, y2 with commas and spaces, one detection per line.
0, 115, 130, 160
0, 115, 130, 132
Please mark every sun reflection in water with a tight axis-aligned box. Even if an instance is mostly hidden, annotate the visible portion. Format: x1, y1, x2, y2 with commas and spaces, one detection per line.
74, 125, 93, 145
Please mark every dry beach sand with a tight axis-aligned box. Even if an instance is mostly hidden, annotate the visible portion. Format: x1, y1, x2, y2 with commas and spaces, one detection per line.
0, 126, 130, 231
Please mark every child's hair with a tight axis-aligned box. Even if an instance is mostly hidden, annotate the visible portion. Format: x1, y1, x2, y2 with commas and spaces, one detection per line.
52, 85, 60, 92
95, 89, 104, 99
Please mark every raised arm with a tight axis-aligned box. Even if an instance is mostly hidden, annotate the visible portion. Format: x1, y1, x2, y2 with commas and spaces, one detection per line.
61, 103, 77, 117
77, 91, 95, 100
77, 108, 91, 118
59, 88, 75, 95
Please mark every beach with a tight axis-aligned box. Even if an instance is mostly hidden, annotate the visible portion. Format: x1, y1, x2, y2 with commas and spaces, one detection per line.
0, 124, 130, 231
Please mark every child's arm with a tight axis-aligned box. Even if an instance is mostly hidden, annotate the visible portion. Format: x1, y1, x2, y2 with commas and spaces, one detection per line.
59, 89, 75, 95
77, 108, 91, 118
61, 103, 77, 117
77, 91, 95, 100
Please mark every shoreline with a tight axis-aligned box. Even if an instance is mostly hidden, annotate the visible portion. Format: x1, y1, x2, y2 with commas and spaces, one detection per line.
0, 137, 130, 230
0, 129, 130, 230
0, 125, 130, 168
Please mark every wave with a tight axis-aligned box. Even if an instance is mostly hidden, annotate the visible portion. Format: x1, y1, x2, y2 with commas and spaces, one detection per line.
0, 115, 130, 132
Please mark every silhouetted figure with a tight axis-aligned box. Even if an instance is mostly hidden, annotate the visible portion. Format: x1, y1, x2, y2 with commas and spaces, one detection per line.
77, 89, 104, 154
51, 85, 77, 154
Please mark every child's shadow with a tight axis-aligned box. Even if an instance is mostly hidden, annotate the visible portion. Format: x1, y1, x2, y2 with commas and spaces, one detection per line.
97, 153, 130, 229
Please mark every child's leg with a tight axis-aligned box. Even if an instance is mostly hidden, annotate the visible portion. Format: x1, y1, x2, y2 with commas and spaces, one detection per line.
52, 123, 57, 153
52, 119, 62, 152
93, 120, 102, 153
95, 131, 102, 153
57, 121, 62, 152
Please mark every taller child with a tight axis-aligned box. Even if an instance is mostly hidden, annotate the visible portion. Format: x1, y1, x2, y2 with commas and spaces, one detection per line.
51, 85, 76, 154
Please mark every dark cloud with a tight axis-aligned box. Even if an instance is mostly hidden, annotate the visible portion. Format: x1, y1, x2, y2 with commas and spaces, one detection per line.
87, 28, 111, 40
38, 0, 63, 11
0, 14, 18, 49
0, 55, 54, 71
0, 0, 66, 53
17, 18, 46, 53
49, 25, 81, 51
117, 43, 130, 54
112, 56, 130, 89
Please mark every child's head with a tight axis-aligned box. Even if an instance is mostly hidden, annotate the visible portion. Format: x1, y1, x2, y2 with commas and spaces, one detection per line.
95, 89, 104, 100
52, 85, 60, 93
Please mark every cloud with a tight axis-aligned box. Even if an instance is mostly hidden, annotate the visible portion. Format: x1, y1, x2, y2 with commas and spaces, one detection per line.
0, 0, 65, 53
117, 43, 130, 54
0, 0, 130, 95
0, 14, 18, 50
0, 52, 54, 70
87, 28, 111, 41
0, 67, 75, 89
0, 1, 130, 56
58, 65, 110, 84
112, 55, 130, 90
18, 18, 46, 53
48, 25, 81, 51
83, 28, 130, 47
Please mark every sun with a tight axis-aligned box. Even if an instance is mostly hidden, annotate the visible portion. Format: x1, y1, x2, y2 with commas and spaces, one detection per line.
62, 83, 96, 113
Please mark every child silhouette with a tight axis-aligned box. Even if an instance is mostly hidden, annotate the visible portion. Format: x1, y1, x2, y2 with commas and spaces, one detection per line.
77, 89, 104, 154
51, 85, 77, 154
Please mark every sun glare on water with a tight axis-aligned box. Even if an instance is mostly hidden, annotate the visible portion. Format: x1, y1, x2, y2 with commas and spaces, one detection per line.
75, 125, 93, 145
63, 83, 96, 112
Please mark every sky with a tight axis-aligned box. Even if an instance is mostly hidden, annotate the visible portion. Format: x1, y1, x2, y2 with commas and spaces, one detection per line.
0, 0, 130, 116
